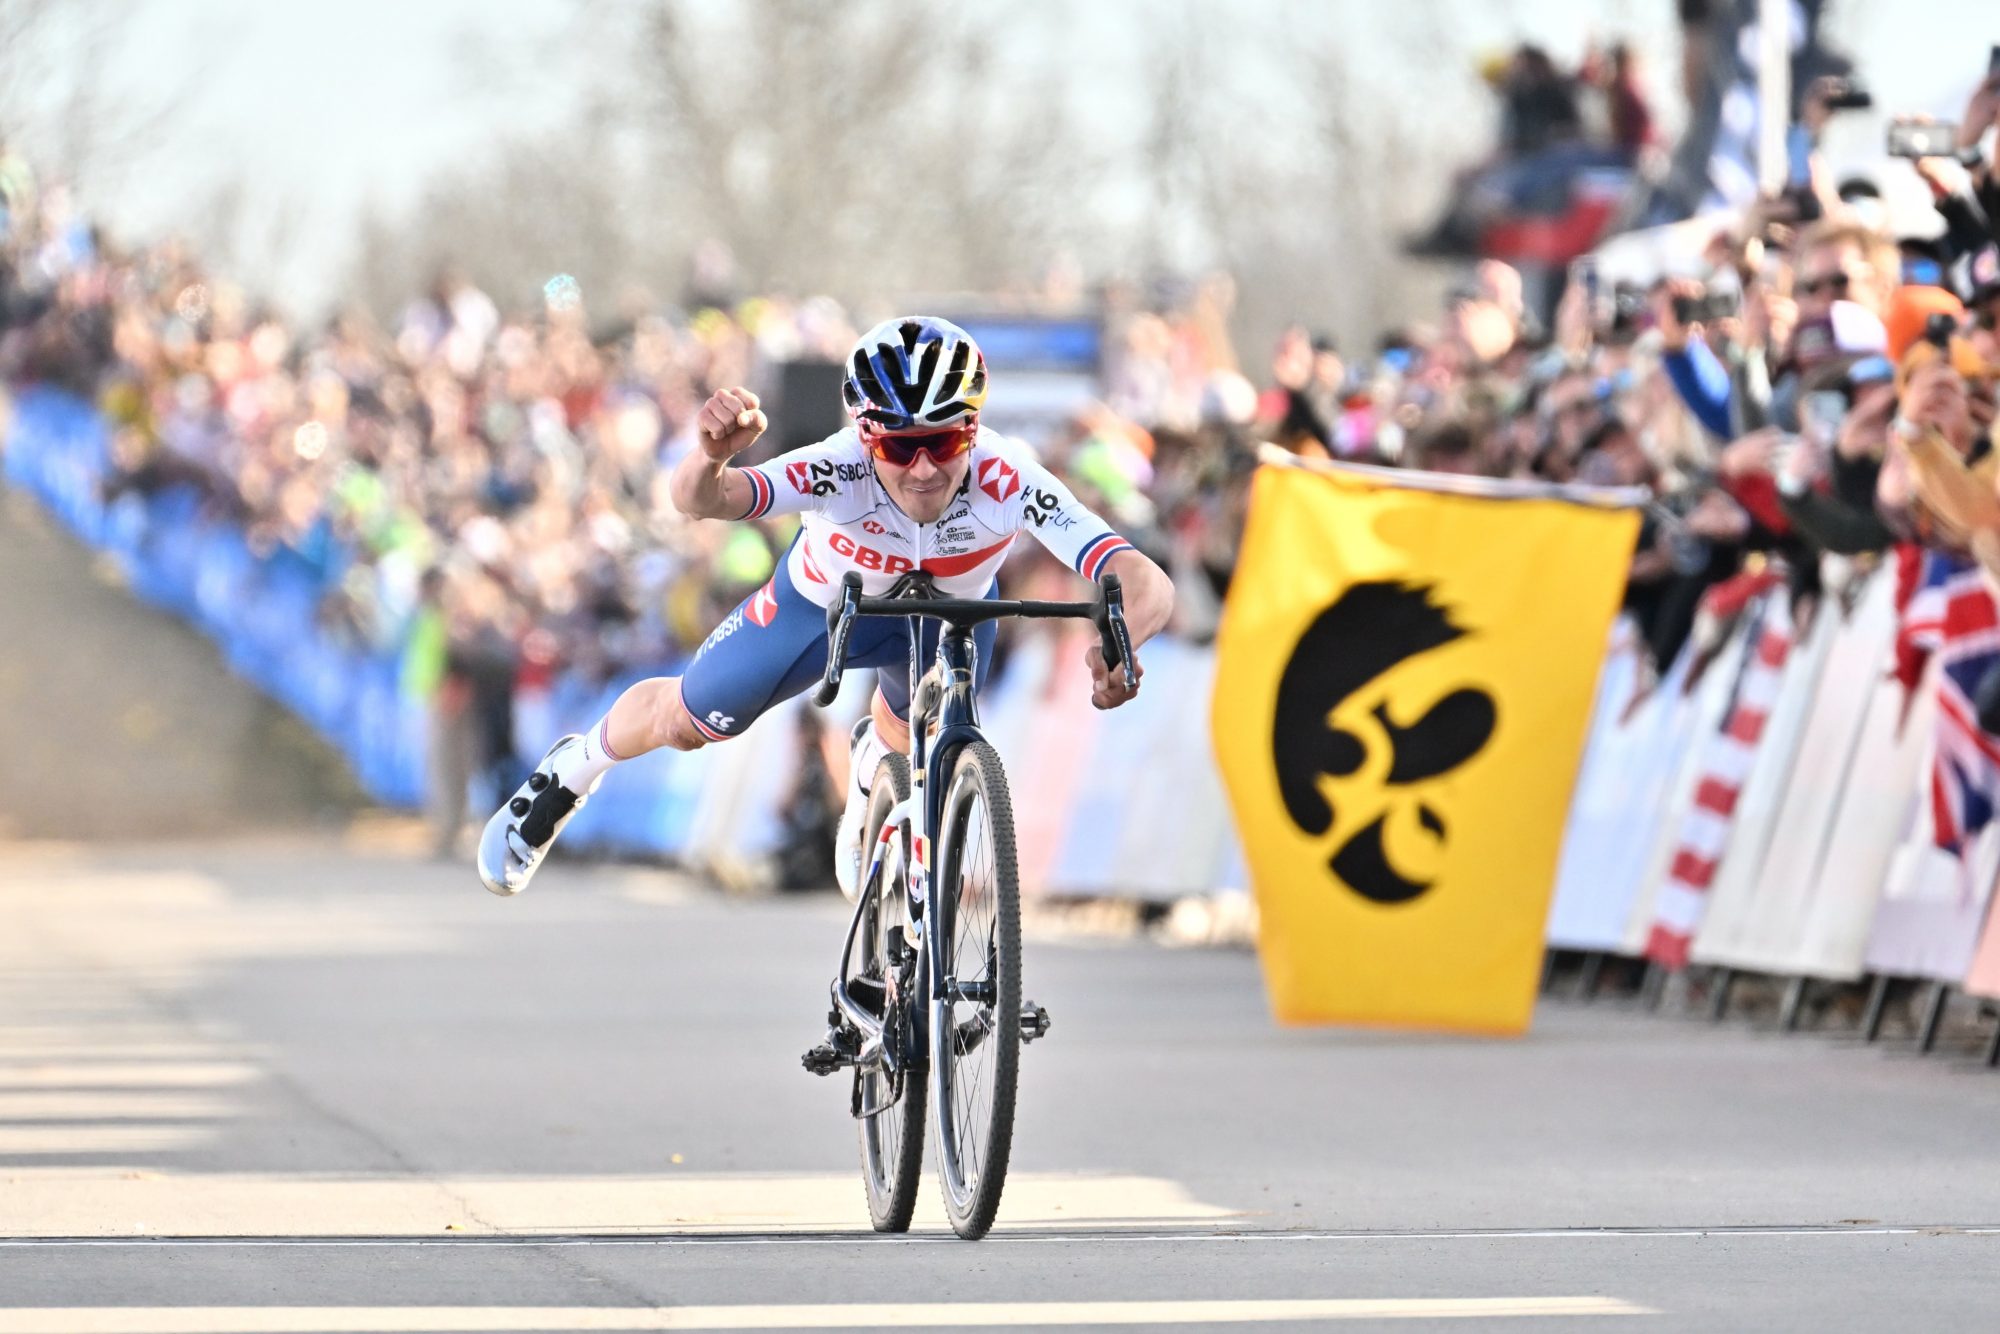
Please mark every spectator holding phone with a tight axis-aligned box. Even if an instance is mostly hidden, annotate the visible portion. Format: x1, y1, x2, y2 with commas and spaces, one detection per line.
1658, 220, 1896, 443
1956, 64, 2000, 212
1773, 358, 1899, 555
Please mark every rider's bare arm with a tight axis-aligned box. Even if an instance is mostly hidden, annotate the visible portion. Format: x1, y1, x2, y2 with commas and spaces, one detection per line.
1087, 547, 1174, 711
1104, 547, 1174, 647
668, 387, 768, 520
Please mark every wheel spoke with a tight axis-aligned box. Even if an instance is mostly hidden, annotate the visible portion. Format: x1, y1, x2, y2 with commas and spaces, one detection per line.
948, 806, 994, 1200
928, 749, 1018, 1232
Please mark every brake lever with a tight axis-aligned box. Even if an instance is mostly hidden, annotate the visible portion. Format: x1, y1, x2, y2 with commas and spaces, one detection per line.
812, 572, 864, 707
1094, 573, 1138, 692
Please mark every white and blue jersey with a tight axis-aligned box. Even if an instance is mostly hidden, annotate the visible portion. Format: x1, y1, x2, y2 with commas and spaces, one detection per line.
738, 426, 1133, 606
679, 426, 1133, 742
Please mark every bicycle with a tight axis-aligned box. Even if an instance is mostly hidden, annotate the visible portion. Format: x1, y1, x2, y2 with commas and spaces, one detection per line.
799, 567, 1137, 1239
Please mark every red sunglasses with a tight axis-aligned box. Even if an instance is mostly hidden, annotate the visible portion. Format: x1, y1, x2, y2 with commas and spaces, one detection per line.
860, 419, 977, 467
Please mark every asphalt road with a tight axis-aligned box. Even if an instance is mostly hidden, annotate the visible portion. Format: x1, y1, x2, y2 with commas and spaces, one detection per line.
2, 837, 1998, 1331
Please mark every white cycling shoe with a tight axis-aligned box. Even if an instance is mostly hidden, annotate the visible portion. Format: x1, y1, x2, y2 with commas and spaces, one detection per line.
476, 734, 603, 896
834, 716, 883, 902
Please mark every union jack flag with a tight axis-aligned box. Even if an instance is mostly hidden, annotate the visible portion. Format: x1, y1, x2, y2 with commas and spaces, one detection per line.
1896, 548, 2000, 855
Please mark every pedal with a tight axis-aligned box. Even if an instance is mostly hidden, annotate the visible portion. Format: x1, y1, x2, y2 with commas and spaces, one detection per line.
802, 1014, 861, 1077
1020, 1001, 1053, 1044
801, 1039, 853, 1076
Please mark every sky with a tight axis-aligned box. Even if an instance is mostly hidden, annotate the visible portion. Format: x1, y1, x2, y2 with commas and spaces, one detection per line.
19, 0, 1997, 317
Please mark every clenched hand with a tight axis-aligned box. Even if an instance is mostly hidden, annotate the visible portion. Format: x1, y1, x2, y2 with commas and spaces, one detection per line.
698, 387, 768, 462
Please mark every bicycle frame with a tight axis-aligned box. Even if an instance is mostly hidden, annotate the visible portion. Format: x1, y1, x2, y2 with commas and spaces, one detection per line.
814, 567, 1131, 1107
829, 613, 982, 1091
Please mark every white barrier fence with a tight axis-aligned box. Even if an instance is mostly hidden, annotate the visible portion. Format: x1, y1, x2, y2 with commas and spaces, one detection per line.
556, 562, 2000, 1047
1550, 564, 2000, 1032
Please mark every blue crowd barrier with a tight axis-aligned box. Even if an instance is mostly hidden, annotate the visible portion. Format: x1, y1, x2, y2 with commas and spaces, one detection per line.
0, 387, 642, 828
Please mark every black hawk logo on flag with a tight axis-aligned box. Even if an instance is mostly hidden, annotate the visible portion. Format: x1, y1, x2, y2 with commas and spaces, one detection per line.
1272, 582, 1498, 904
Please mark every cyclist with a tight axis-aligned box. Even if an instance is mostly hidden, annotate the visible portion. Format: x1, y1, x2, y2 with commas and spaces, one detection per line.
478, 316, 1175, 898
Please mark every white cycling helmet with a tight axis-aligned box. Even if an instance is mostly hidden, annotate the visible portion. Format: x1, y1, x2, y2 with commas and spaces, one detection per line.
842, 316, 989, 431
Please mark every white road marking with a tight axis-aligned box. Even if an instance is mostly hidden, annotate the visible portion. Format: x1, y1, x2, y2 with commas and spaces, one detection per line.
0, 1172, 1235, 1237
0, 1091, 235, 1119
0, 1298, 1653, 1331
0, 1125, 210, 1153
0, 1063, 260, 1088
0, 1223, 1992, 1247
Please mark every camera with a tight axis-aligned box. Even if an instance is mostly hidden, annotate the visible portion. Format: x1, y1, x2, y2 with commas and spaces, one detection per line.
1923, 311, 1957, 350
1597, 282, 1650, 342
1822, 81, 1873, 111
1671, 290, 1739, 325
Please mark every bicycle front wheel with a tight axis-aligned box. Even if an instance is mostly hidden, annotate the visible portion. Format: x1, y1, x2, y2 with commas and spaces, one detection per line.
930, 740, 1022, 1240
855, 751, 927, 1232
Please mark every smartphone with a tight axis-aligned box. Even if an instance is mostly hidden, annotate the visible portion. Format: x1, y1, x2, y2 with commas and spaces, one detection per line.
1569, 256, 1602, 325
1888, 121, 1961, 159
1771, 432, 1806, 483
1803, 390, 1848, 446
1989, 43, 2000, 78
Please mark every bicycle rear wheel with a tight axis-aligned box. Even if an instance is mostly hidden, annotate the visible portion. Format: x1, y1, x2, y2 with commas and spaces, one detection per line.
854, 751, 927, 1232
930, 740, 1022, 1240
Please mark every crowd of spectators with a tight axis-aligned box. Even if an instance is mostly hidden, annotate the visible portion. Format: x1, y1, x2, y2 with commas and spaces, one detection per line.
0, 165, 873, 842
1113, 67, 2000, 683
4, 58, 2000, 853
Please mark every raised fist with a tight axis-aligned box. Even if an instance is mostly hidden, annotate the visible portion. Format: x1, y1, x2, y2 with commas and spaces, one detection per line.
698, 387, 767, 461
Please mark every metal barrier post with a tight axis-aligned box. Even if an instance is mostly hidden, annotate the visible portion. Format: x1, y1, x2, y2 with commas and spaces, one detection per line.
1708, 968, 1735, 1022
1918, 983, 1950, 1053
1778, 977, 1807, 1032
1641, 962, 1667, 1010
1860, 975, 1891, 1042
1577, 952, 1604, 1000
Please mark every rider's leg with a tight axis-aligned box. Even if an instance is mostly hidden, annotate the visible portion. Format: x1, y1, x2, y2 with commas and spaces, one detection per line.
478, 569, 834, 895
870, 689, 910, 752
545, 677, 708, 798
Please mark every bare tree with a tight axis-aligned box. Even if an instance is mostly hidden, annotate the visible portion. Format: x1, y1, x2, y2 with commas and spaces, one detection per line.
0, 0, 198, 200
339, 0, 1478, 363
346, 0, 1095, 317
347, 121, 637, 322
1112, 1, 1473, 357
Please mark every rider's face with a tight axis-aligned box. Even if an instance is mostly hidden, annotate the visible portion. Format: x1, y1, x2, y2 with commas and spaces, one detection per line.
875, 443, 972, 523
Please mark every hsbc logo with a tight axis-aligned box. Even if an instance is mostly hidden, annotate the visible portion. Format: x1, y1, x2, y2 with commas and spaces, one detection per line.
747, 579, 779, 627
862, 519, 886, 535
785, 461, 813, 494
693, 607, 745, 659
978, 457, 1020, 503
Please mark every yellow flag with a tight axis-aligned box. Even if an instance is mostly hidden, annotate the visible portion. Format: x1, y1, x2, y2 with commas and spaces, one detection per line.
1212, 460, 1640, 1034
